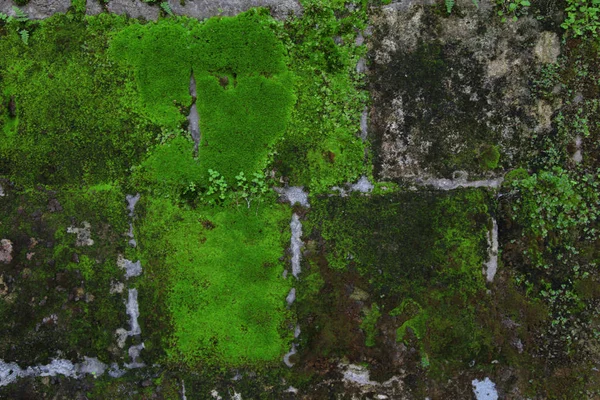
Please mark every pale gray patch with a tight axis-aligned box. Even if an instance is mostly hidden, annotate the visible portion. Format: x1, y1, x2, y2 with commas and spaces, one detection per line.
0, 0, 70, 20
86, 0, 103, 15
0, 239, 13, 264
106, 0, 159, 20
356, 57, 367, 74
126, 223, 135, 238
484, 219, 498, 282
342, 364, 376, 386
126, 289, 141, 336
1, 357, 110, 386
419, 176, 503, 190
350, 176, 374, 193
472, 377, 498, 400
573, 135, 583, 163
290, 214, 303, 278
283, 344, 297, 367
534, 31, 560, 64
108, 363, 126, 378
0, 361, 22, 387
126, 194, 140, 218
41, 314, 58, 325
356, 32, 364, 46
125, 343, 145, 369
275, 186, 310, 208
129, 238, 137, 248
360, 107, 368, 140
77, 357, 107, 376
115, 328, 129, 349
286, 288, 296, 306
66, 222, 94, 247
122, 259, 142, 279
182, 379, 188, 400
0, 184, 4, 197
166, 0, 302, 20
189, 71, 197, 98
285, 386, 298, 394
294, 324, 301, 338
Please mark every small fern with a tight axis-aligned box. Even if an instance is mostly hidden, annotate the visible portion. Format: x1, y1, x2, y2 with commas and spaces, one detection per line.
12, 6, 29, 22
445, 0, 455, 13
19, 29, 29, 45
160, 2, 174, 16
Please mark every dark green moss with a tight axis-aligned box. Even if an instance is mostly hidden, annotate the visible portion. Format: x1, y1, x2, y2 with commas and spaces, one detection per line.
307, 189, 493, 375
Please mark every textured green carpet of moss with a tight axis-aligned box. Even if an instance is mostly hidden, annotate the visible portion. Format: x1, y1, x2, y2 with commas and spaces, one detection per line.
138, 198, 291, 366
111, 11, 295, 185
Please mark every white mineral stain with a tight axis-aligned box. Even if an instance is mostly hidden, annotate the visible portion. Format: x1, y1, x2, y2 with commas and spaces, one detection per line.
472, 377, 498, 400
126, 289, 141, 336
484, 219, 499, 282
290, 214, 303, 278
283, 344, 297, 368
275, 186, 310, 208
0, 357, 109, 386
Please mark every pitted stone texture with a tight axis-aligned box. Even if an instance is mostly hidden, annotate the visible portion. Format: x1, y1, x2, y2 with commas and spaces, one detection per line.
0, 0, 71, 20
369, 2, 560, 180
167, 0, 302, 20
87, 0, 301, 20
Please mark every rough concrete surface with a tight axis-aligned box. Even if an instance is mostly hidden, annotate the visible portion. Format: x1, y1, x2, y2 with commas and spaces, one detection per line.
86, 0, 301, 20
368, 0, 562, 180
0, 0, 70, 19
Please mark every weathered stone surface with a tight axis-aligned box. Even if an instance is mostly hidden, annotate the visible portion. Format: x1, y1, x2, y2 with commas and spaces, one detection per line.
166, 0, 302, 20
0, 239, 12, 264
86, 0, 301, 20
368, 0, 561, 180
0, 0, 70, 19
105, 0, 159, 20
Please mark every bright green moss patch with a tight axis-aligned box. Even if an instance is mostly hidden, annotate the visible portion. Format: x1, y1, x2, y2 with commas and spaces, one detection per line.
194, 71, 293, 183
111, 11, 295, 184
138, 199, 292, 366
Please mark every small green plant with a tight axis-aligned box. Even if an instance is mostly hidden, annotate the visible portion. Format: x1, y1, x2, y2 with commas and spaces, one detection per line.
160, 2, 174, 17
562, 0, 600, 37
234, 171, 268, 208
12, 6, 29, 22
496, 0, 531, 22
19, 29, 29, 45
445, 0, 455, 13
205, 169, 228, 205
71, 0, 87, 14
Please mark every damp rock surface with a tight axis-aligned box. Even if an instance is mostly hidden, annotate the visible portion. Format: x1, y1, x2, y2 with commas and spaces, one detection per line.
369, 3, 559, 180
